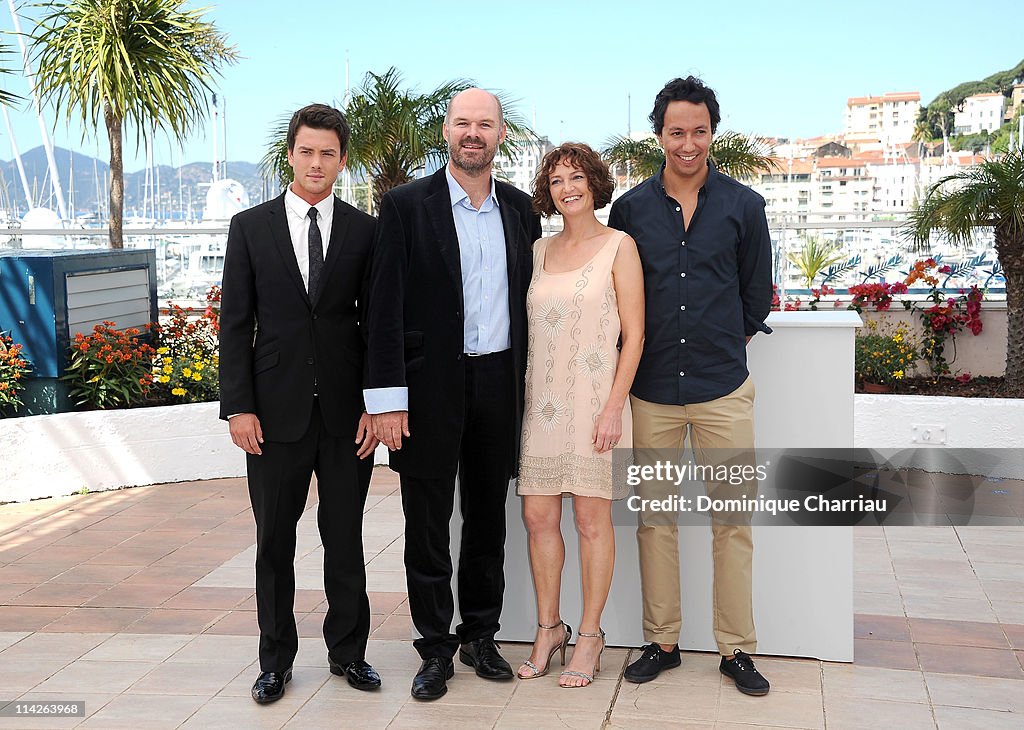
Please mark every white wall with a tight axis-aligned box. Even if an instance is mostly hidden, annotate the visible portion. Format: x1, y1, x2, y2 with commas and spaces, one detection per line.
854, 392, 1024, 479
498, 311, 860, 661
0, 402, 245, 503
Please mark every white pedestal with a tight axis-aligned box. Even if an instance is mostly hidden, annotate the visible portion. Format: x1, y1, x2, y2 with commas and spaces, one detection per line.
495, 311, 860, 661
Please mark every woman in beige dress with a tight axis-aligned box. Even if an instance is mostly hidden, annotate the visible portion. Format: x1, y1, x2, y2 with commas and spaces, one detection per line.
516, 143, 644, 687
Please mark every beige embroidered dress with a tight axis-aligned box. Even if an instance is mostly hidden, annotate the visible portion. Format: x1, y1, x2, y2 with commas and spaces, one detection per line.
517, 230, 631, 500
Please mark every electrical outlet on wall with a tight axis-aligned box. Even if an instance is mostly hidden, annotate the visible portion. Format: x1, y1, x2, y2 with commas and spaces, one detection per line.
912, 424, 946, 445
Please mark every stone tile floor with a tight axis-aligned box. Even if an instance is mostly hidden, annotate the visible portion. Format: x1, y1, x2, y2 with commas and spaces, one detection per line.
0, 468, 1021, 728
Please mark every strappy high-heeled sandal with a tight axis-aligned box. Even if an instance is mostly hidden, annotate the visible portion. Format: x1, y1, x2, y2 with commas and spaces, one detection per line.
517, 620, 572, 679
559, 628, 606, 688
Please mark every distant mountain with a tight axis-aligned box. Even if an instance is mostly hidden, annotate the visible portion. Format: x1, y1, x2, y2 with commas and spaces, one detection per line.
0, 146, 274, 219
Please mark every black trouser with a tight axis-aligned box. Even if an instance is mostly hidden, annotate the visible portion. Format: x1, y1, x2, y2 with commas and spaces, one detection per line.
401, 349, 517, 659
247, 400, 373, 671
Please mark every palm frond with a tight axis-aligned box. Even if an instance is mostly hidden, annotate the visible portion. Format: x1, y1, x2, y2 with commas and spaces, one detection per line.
31, 0, 238, 146
29, 0, 237, 247
259, 114, 291, 188
0, 39, 22, 107
263, 67, 538, 208
601, 136, 664, 181
602, 131, 777, 183
788, 236, 844, 288
709, 131, 778, 180
905, 150, 1024, 249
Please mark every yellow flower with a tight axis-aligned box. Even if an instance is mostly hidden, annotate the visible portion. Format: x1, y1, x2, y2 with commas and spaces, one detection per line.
89, 375, 100, 383
157, 346, 169, 354
192, 372, 201, 381
159, 375, 170, 384
182, 368, 192, 378
162, 365, 173, 374
894, 370, 904, 379
171, 387, 186, 396
893, 333, 902, 343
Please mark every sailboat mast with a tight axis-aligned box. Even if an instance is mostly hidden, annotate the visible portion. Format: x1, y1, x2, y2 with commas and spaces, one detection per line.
7, 0, 68, 220
221, 97, 228, 180
1, 105, 33, 209
211, 94, 220, 183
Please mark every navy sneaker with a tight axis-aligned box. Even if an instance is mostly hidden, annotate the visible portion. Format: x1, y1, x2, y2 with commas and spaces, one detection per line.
720, 649, 770, 696
623, 643, 681, 683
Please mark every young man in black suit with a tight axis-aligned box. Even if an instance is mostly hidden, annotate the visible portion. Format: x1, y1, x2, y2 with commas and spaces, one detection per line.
364, 88, 542, 700
219, 104, 381, 704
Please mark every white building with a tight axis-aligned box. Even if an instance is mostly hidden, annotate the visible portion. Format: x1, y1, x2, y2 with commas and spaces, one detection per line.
844, 92, 921, 145
752, 146, 983, 250
954, 93, 1006, 135
493, 138, 554, 195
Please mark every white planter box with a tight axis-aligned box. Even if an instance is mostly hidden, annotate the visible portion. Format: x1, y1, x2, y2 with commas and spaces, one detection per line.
0, 402, 245, 503
855, 393, 1024, 477
1, 402, 393, 503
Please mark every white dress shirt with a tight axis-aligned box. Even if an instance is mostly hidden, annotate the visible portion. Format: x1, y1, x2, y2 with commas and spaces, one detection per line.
284, 185, 334, 292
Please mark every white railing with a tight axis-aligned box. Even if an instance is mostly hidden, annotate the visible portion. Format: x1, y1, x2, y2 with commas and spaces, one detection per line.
1, 217, 1006, 304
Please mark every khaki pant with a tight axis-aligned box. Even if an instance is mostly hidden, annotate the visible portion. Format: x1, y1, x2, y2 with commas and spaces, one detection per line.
631, 376, 757, 656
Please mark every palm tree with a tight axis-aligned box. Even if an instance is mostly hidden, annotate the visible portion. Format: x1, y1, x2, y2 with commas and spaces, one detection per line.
30, 0, 237, 248
788, 236, 843, 289
602, 132, 777, 185
261, 67, 536, 210
907, 150, 1024, 387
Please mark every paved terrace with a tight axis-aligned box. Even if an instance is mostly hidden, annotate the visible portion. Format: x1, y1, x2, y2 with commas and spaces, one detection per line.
0, 468, 1022, 729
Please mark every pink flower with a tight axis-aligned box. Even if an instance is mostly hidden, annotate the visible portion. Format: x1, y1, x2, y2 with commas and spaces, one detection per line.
955, 373, 972, 384
938, 265, 952, 274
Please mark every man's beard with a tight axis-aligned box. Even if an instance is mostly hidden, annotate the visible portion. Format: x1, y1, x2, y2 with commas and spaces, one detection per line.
449, 138, 495, 174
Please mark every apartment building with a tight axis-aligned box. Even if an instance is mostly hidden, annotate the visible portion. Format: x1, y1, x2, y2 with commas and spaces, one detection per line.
844, 92, 921, 145
754, 144, 982, 226
493, 137, 554, 194
954, 93, 1006, 134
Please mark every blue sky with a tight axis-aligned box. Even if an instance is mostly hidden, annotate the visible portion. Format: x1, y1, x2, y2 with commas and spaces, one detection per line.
1, 0, 1022, 172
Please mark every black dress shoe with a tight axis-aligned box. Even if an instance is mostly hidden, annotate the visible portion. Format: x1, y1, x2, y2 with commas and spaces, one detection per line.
329, 658, 382, 690
623, 643, 681, 683
459, 637, 513, 680
251, 668, 292, 704
720, 649, 770, 696
411, 657, 454, 701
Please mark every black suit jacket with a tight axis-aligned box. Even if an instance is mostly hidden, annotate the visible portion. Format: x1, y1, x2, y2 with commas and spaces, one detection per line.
364, 168, 542, 478
219, 193, 375, 442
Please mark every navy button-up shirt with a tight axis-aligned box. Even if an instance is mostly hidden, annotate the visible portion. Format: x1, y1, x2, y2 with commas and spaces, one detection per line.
608, 161, 772, 405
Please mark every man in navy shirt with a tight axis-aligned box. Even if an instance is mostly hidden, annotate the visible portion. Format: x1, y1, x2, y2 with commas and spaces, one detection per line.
608, 76, 773, 696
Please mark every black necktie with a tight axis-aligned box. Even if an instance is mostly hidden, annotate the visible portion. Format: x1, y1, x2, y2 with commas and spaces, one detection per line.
307, 206, 324, 301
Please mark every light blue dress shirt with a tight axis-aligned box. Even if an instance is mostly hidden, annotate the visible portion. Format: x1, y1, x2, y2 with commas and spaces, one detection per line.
447, 167, 511, 356
363, 167, 511, 414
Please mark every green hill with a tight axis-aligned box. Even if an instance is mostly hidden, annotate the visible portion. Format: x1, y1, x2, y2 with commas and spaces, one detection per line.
916, 58, 1024, 142
936, 59, 1024, 107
